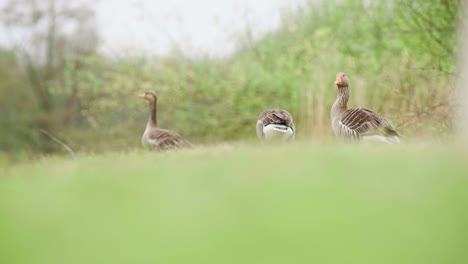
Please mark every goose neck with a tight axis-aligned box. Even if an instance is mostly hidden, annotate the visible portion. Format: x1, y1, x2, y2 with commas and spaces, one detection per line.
148, 99, 157, 128
332, 86, 350, 116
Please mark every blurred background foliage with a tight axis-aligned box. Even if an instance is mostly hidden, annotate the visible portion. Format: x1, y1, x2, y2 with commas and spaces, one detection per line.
0, 0, 461, 156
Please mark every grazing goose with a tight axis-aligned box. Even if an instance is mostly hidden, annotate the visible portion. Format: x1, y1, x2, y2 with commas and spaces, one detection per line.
256, 109, 295, 141
139, 91, 193, 150
331, 72, 400, 143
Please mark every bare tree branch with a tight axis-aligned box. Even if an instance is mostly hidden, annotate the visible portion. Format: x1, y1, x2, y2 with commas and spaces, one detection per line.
39, 128, 76, 159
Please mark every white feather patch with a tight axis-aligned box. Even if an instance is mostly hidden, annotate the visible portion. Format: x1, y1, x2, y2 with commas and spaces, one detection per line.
263, 124, 294, 141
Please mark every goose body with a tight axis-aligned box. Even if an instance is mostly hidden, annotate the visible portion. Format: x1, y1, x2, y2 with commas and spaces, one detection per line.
139, 91, 192, 151
256, 109, 295, 141
142, 127, 193, 151
331, 73, 400, 143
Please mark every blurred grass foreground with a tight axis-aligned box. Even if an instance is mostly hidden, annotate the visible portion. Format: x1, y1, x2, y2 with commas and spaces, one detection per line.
1, 143, 468, 264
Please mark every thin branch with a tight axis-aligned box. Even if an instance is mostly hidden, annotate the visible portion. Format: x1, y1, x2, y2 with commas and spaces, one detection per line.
400, 1, 454, 56
412, 66, 456, 76
39, 128, 76, 159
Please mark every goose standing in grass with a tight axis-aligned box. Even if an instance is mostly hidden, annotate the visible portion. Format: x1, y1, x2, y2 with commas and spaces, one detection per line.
331, 72, 400, 143
139, 91, 193, 151
256, 109, 295, 141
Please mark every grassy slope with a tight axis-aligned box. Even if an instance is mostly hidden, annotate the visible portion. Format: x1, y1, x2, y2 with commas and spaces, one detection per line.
0, 142, 467, 264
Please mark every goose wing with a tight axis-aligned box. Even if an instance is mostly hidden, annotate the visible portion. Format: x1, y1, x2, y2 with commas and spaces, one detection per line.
257, 109, 295, 139
147, 128, 193, 150
339, 108, 399, 139
258, 109, 294, 129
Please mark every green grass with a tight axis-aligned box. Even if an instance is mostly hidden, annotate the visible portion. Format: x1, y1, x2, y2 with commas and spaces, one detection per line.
1, 142, 467, 264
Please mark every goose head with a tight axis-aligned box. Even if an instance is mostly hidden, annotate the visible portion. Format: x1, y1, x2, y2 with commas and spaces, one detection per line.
335, 72, 350, 87
138, 91, 158, 102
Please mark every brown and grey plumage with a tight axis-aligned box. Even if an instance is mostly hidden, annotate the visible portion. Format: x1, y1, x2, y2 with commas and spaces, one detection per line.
331, 73, 400, 143
139, 91, 193, 151
256, 109, 295, 141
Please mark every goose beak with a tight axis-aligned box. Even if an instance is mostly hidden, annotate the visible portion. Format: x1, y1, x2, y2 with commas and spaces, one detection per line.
335, 76, 342, 85
138, 93, 145, 98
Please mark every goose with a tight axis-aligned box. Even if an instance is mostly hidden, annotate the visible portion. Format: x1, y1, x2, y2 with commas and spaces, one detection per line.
331, 73, 400, 143
256, 109, 295, 141
139, 91, 193, 150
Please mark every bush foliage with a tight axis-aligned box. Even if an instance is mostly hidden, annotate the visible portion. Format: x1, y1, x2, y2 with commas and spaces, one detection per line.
0, 0, 460, 154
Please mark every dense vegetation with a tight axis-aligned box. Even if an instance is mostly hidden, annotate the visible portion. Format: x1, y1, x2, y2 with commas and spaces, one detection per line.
0, 0, 460, 156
